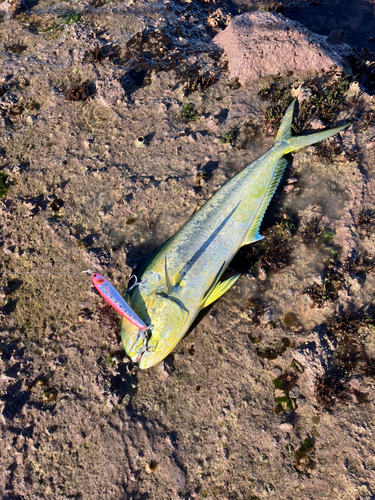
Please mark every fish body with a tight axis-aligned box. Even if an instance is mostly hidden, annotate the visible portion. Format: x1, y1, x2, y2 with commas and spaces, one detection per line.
121, 99, 349, 369
92, 273, 147, 330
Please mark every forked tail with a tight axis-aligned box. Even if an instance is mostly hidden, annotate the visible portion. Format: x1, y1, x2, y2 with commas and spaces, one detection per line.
274, 98, 350, 154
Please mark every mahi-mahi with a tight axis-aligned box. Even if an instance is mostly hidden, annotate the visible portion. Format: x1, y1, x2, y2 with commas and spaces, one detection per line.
121, 99, 349, 369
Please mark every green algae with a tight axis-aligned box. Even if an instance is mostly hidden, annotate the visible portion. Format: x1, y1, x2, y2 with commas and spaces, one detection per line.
0, 172, 11, 199
181, 103, 197, 120
218, 130, 236, 144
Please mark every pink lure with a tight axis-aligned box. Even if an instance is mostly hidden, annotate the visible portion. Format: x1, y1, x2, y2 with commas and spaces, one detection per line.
92, 273, 147, 330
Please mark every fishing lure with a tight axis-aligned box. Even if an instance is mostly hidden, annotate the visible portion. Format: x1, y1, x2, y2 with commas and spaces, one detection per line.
91, 273, 147, 330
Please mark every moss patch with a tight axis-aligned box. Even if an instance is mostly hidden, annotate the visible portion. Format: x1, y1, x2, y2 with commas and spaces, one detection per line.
0, 172, 11, 199
315, 308, 374, 410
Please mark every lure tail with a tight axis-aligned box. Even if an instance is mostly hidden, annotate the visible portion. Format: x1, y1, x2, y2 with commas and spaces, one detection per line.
274, 98, 350, 154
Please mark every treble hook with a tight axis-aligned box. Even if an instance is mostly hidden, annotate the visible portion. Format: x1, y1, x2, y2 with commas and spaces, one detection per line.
126, 275, 144, 293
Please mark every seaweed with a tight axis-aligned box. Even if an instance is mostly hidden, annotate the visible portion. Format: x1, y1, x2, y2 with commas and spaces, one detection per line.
277, 370, 299, 391
273, 369, 299, 413
64, 81, 95, 101
86, 45, 103, 63
228, 77, 241, 90
305, 264, 344, 307
246, 297, 265, 327
232, 214, 296, 277
326, 310, 367, 372
345, 47, 375, 94
256, 337, 291, 360
181, 103, 197, 120
281, 312, 301, 330
293, 250, 366, 304
355, 110, 375, 132
343, 252, 375, 283
118, 11, 224, 97
299, 216, 325, 243
182, 71, 216, 93
260, 83, 293, 132
294, 437, 316, 474
314, 140, 343, 163
296, 75, 351, 127
258, 228, 293, 273
6, 44, 27, 53
0, 172, 11, 199
218, 129, 236, 144
315, 374, 351, 409
357, 207, 375, 239
62, 12, 82, 24
299, 217, 340, 260
274, 393, 294, 412
314, 308, 374, 410
260, 2, 284, 13
86, 44, 122, 64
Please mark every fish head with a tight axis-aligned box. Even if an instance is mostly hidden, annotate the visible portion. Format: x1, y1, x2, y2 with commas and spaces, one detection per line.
121, 290, 190, 369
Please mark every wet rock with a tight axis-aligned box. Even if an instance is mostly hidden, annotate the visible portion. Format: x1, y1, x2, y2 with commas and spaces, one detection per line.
259, 301, 282, 325
291, 83, 313, 102
0, 0, 22, 19
94, 77, 126, 107
327, 29, 348, 45
289, 385, 301, 398
214, 12, 350, 84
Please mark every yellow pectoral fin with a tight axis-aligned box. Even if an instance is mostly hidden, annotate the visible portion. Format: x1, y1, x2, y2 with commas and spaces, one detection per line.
200, 274, 240, 310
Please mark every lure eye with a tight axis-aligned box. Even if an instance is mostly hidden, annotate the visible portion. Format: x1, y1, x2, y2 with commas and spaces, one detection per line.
96, 278, 106, 284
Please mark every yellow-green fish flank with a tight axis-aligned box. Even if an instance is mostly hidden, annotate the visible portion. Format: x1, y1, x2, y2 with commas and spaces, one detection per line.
121, 99, 349, 369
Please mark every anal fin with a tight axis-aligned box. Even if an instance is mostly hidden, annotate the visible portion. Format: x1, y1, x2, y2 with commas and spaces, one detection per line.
242, 158, 288, 246
200, 274, 240, 310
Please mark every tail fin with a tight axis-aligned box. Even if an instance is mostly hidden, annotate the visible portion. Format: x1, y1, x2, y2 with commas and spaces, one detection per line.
274, 98, 350, 154
274, 98, 296, 142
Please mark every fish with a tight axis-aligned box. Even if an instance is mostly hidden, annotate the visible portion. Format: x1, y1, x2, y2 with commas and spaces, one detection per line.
92, 273, 147, 330
121, 98, 349, 369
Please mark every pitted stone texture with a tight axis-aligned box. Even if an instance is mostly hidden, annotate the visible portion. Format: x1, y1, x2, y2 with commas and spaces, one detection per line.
95, 76, 127, 106
214, 12, 350, 84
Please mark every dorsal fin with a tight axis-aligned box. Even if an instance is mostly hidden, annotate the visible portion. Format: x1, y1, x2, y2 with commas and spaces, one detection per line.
165, 255, 173, 294
130, 237, 171, 285
242, 158, 288, 246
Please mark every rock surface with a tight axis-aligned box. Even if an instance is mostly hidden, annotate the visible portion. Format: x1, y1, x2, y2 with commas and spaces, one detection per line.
214, 12, 350, 83
0, 1, 375, 499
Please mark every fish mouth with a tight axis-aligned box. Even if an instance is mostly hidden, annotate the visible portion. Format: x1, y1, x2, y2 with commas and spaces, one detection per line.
121, 293, 188, 368
127, 326, 158, 365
